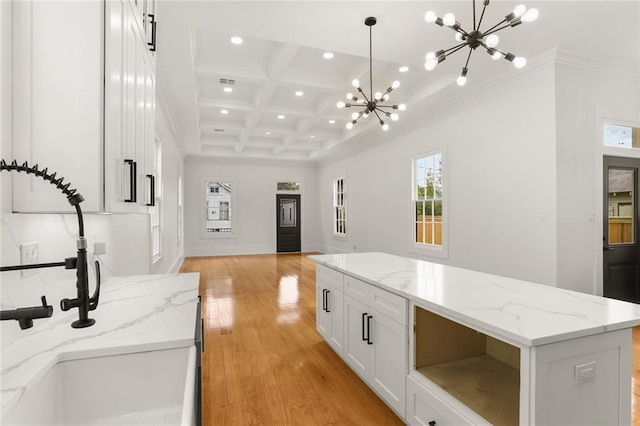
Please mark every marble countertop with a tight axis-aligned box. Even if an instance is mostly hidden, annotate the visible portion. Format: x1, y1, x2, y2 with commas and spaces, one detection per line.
309, 252, 640, 347
0, 272, 200, 412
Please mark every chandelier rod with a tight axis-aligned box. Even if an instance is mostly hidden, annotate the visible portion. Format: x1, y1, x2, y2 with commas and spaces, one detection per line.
477, 0, 490, 32
473, 0, 477, 30
369, 21, 373, 99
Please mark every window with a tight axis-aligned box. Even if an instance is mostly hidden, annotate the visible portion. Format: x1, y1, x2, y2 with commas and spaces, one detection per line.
334, 177, 346, 236
150, 137, 162, 262
205, 181, 233, 234
277, 181, 300, 191
413, 152, 442, 247
177, 172, 183, 245
604, 123, 639, 148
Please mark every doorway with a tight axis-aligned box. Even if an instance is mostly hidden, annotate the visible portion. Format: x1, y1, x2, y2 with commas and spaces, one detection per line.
603, 156, 640, 302
276, 194, 301, 252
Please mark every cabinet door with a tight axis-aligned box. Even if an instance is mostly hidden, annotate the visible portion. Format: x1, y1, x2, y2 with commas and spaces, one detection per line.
370, 311, 407, 417
343, 295, 371, 379
12, 0, 103, 212
316, 283, 331, 338
327, 286, 344, 356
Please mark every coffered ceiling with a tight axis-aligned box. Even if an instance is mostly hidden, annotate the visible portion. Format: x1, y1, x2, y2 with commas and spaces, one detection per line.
157, 1, 640, 162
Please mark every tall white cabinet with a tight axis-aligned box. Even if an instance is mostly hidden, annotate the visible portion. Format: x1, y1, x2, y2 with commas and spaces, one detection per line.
11, 0, 156, 213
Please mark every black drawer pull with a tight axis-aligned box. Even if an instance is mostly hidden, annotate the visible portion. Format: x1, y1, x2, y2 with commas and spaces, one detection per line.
146, 174, 155, 206
366, 315, 373, 344
362, 312, 367, 341
325, 290, 330, 313
148, 14, 156, 52
124, 159, 137, 203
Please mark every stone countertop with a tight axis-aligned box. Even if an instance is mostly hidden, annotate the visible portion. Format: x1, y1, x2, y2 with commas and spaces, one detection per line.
309, 252, 640, 347
0, 272, 200, 412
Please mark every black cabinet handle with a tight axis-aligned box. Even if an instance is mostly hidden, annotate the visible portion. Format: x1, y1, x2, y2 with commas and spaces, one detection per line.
366, 315, 373, 345
362, 312, 367, 341
321, 289, 326, 311
147, 14, 156, 52
146, 174, 155, 206
124, 159, 137, 203
428, 422, 436, 426
325, 290, 330, 313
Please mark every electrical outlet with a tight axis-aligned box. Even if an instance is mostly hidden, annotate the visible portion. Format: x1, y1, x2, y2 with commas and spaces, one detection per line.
19, 241, 39, 278
94, 242, 107, 255
574, 361, 596, 385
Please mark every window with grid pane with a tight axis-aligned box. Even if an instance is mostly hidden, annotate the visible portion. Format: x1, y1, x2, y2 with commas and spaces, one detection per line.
334, 177, 346, 236
414, 152, 442, 247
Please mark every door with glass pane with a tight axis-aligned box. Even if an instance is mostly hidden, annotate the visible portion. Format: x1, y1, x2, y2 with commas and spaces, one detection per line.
276, 194, 301, 252
603, 156, 640, 302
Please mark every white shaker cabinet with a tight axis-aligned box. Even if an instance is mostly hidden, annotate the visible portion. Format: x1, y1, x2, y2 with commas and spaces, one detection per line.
316, 265, 344, 356
343, 275, 407, 418
11, 0, 156, 213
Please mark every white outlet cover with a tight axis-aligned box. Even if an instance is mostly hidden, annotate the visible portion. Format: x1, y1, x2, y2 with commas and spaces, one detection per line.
574, 361, 596, 385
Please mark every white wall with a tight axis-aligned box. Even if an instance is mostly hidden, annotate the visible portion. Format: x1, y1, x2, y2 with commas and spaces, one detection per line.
184, 156, 319, 256
318, 64, 558, 286
555, 58, 640, 295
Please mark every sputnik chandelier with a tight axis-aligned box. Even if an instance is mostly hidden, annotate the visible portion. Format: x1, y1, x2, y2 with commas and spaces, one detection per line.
337, 17, 406, 131
424, 1, 539, 86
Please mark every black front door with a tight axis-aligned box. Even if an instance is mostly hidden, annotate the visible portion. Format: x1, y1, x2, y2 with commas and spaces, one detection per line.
603, 156, 640, 302
277, 194, 301, 252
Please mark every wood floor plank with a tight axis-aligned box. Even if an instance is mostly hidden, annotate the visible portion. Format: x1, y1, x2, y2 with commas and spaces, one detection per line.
182, 253, 640, 425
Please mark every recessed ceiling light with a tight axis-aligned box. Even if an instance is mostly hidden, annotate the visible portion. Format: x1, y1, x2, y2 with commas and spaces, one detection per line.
323, 52, 334, 59
295, 91, 304, 97
310, 135, 315, 138
223, 87, 233, 93
230, 36, 243, 45
399, 66, 410, 73
278, 115, 285, 119
220, 109, 228, 114
266, 131, 271, 135
329, 120, 336, 124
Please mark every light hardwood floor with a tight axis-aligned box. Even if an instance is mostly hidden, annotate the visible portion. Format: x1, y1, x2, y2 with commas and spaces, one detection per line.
181, 253, 640, 425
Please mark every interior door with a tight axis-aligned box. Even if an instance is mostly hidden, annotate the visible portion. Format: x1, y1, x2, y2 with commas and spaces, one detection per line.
603, 156, 640, 302
276, 194, 301, 252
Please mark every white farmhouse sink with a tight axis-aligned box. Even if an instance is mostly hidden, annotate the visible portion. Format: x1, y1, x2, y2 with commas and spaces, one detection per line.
2, 346, 196, 425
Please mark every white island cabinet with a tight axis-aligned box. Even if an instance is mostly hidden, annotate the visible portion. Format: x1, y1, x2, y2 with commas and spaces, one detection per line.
309, 252, 640, 425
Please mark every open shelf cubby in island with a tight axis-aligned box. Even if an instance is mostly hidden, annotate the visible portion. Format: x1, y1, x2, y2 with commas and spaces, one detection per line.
414, 306, 520, 426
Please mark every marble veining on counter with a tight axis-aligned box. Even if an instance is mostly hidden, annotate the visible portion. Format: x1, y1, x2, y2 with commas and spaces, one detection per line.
309, 252, 640, 347
0, 272, 200, 412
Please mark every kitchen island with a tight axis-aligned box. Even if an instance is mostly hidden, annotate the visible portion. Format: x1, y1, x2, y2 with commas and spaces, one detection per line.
1, 272, 200, 424
310, 252, 640, 425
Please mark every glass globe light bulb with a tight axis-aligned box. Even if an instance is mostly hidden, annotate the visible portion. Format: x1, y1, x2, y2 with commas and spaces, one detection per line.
390, 113, 399, 121
398, 104, 406, 111
382, 94, 389, 101
492, 51, 503, 60
424, 11, 438, 24
522, 8, 539, 23
351, 79, 360, 88
513, 4, 526, 18
346, 122, 354, 130
346, 93, 354, 100
391, 80, 400, 89
374, 92, 382, 100
485, 34, 499, 48
425, 60, 437, 71
443, 13, 456, 27
425, 51, 436, 61
351, 112, 359, 120
363, 112, 369, 118
455, 32, 464, 42
456, 76, 467, 86
513, 56, 527, 69
337, 101, 346, 109
382, 123, 390, 131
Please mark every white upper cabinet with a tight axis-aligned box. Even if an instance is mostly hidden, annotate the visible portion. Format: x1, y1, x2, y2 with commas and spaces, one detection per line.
12, 0, 156, 213
12, 1, 103, 212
